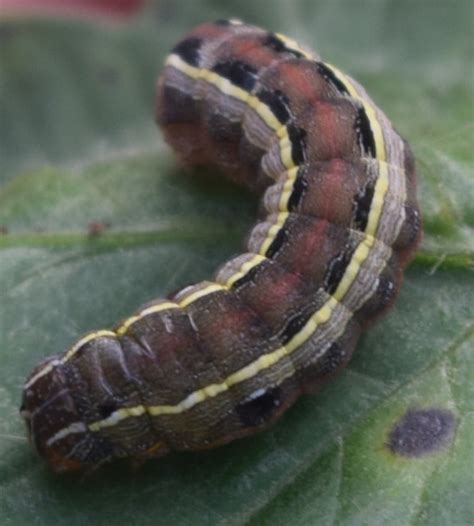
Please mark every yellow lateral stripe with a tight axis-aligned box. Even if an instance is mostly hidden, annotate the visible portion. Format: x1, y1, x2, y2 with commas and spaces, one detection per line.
115, 316, 141, 337
278, 134, 295, 170
167, 54, 283, 133
29, 253, 270, 391
274, 33, 314, 59
246, 94, 282, 132
24, 330, 117, 389
63, 330, 117, 362
321, 62, 386, 163
366, 162, 389, 236
202, 69, 250, 101
89, 345, 290, 430
24, 360, 62, 390
333, 236, 374, 302
46, 422, 87, 446
225, 254, 267, 288
116, 302, 180, 336
278, 166, 299, 211
276, 125, 289, 139
286, 297, 339, 353
166, 54, 201, 78
258, 211, 289, 255
178, 283, 228, 308
88, 292, 342, 431
333, 166, 389, 301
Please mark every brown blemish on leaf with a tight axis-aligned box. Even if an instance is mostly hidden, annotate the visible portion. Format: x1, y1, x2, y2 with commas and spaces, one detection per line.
387, 408, 456, 458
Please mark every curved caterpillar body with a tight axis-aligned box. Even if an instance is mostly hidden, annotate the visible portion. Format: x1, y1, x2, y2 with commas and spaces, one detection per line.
21, 19, 421, 472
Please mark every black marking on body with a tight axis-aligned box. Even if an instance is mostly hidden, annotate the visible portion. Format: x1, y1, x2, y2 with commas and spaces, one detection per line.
324, 244, 357, 295
317, 62, 350, 96
287, 124, 307, 165
256, 88, 291, 124
281, 309, 314, 345
231, 263, 262, 290
236, 387, 282, 427
172, 37, 203, 66
262, 33, 304, 59
353, 181, 375, 231
287, 168, 308, 210
265, 226, 288, 258
355, 107, 376, 158
317, 341, 347, 376
212, 60, 258, 91
98, 402, 119, 419
388, 408, 456, 458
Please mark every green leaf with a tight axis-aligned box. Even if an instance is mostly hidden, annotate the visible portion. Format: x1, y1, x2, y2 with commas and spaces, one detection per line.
1, 1, 473, 525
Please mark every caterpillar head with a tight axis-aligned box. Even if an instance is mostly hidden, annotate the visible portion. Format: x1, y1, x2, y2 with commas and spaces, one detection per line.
20, 357, 110, 473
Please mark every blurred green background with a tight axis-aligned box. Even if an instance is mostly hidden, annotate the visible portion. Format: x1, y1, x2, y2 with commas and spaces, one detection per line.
1, 1, 473, 525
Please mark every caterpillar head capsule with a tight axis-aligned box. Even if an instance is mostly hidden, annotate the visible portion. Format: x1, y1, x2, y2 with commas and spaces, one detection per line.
20, 357, 108, 473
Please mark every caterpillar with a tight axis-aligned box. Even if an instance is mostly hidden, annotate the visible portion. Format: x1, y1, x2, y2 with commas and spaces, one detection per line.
21, 19, 421, 472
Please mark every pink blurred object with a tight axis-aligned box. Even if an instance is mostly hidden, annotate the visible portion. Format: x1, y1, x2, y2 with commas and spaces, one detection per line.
0, 0, 146, 20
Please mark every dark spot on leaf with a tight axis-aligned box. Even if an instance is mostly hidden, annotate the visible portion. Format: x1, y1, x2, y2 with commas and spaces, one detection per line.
388, 408, 456, 457
0, 225, 8, 235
